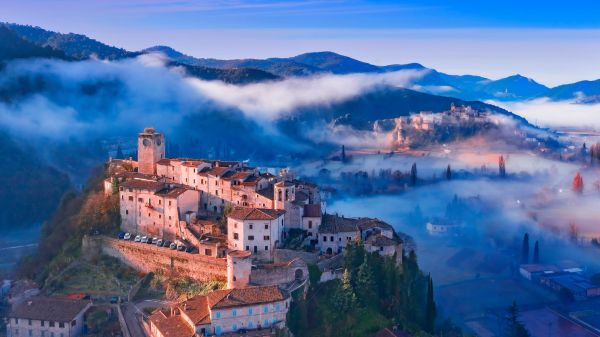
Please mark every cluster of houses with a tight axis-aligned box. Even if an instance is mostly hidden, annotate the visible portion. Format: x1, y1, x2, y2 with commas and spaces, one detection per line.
519, 262, 600, 300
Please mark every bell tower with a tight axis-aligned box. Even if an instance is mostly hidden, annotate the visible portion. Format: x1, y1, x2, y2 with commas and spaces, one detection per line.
138, 128, 165, 175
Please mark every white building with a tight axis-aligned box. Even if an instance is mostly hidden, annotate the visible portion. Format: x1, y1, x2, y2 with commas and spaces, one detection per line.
148, 285, 290, 337
7, 297, 91, 337
227, 207, 286, 261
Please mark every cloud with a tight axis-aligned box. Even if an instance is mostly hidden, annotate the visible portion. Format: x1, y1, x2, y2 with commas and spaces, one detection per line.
489, 98, 600, 130
184, 69, 424, 120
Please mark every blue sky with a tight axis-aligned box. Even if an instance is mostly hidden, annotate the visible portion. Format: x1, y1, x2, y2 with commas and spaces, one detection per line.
4, 0, 600, 85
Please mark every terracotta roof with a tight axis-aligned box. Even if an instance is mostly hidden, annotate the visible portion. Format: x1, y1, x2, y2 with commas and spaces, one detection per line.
114, 171, 156, 180
319, 214, 360, 234
228, 207, 285, 221
303, 204, 321, 218
156, 158, 171, 165
9, 297, 91, 322
208, 167, 231, 177
148, 310, 195, 337
180, 295, 211, 325
206, 285, 288, 309
155, 186, 192, 198
120, 179, 164, 191
275, 181, 295, 187
365, 234, 399, 247
358, 218, 393, 232
256, 186, 274, 200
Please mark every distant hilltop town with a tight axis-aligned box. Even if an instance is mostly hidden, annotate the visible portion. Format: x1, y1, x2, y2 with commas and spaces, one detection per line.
77, 127, 404, 337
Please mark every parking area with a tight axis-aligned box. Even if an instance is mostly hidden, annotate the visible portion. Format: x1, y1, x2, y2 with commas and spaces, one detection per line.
117, 232, 198, 254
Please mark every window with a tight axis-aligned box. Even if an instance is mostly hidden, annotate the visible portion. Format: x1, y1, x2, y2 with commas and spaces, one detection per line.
121, 195, 124, 200
347, 237, 352, 241
276, 303, 281, 311
205, 249, 212, 256
338, 237, 341, 241
234, 223, 237, 228
168, 216, 172, 220
265, 246, 269, 251
232, 324, 237, 331
330, 236, 334, 241
380, 247, 384, 252
248, 235, 254, 241
264, 224, 269, 229
125, 210, 129, 215
249, 224, 253, 229
128, 196, 133, 201
14, 318, 18, 324
159, 214, 161, 219
232, 309, 237, 317
41, 332, 45, 337
59, 322, 64, 328
138, 198, 143, 202
233, 233, 239, 240
28, 320, 32, 326
263, 305, 269, 313
50, 333, 54, 337
248, 308, 253, 315
41, 321, 45, 327
264, 235, 270, 240
71, 320, 76, 327
158, 200, 161, 205
246, 246, 249, 251
28, 329, 32, 337
264, 319, 269, 327
215, 311, 221, 319
49, 322, 55, 327
308, 221, 312, 229
323, 237, 327, 242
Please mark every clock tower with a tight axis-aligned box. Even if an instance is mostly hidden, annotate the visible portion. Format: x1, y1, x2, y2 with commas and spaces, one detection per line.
137, 128, 165, 175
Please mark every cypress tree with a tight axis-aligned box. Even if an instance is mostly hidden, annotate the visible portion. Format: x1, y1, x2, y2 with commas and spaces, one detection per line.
357, 255, 375, 304
521, 233, 529, 263
410, 163, 418, 186
499, 155, 506, 178
533, 241, 540, 263
425, 276, 437, 333
111, 176, 119, 195
446, 164, 452, 180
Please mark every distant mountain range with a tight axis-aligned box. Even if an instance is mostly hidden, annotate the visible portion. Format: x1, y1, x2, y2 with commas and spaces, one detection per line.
2, 22, 600, 102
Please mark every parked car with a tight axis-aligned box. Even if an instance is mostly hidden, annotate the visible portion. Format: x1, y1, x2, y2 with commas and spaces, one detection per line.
118, 231, 125, 240
134, 235, 141, 242
162, 240, 172, 248
177, 244, 186, 252
185, 246, 198, 254
156, 239, 163, 247
151, 237, 158, 245
124, 233, 131, 240
169, 242, 177, 250
141, 236, 148, 244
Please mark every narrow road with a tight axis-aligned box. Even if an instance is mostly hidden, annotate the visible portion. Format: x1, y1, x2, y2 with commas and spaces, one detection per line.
123, 300, 171, 337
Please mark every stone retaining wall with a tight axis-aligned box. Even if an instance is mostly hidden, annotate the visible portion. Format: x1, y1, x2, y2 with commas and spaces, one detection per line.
83, 235, 227, 282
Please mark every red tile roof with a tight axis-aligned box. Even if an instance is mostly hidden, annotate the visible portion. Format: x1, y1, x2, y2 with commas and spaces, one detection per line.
303, 204, 321, 218
120, 179, 164, 191
148, 310, 195, 337
9, 296, 91, 322
206, 285, 288, 309
228, 207, 285, 221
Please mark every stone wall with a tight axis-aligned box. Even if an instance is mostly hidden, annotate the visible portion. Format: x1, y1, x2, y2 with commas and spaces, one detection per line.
250, 258, 308, 287
83, 236, 227, 282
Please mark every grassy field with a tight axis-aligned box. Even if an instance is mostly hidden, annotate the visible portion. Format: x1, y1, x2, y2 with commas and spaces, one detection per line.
45, 256, 139, 297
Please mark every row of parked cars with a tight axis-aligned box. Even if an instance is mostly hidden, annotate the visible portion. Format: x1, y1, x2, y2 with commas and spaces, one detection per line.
117, 231, 198, 253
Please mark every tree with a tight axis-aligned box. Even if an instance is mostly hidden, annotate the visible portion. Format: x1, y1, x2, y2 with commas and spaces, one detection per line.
499, 155, 506, 178
572, 171, 584, 194
333, 269, 357, 312
425, 276, 436, 333
341, 145, 346, 162
356, 255, 375, 305
446, 164, 452, 180
521, 233, 529, 263
115, 144, 124, 159
504, 301, 531, 337
111, 176, 119, 195
410, 163, 418, 186
533, 241, 539, 263
582, 142, 587, 156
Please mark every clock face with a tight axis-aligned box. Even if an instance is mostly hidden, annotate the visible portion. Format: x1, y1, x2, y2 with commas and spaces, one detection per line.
142, 138, 151, 147
156, 139, 162, 146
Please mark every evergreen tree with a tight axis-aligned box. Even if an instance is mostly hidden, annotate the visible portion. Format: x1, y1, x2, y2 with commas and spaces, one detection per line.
410, 163, 418, 186
111, 176, 119, 195
333, 269, 357, 312
504, 301, 531, 337
357, 255, 375, 305
115, 144, 124, 159
533, 241, 540, 263
446, 164, 452, 180
573, 171, 584, 194
341, 145, 346, 162
425, 276, 437, 333
499, 155, 507, 178
521, 233, 529, 263
582, 142, 587, 156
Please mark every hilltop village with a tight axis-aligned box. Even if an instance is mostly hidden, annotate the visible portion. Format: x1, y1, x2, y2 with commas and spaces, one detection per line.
4, 128, 405, 337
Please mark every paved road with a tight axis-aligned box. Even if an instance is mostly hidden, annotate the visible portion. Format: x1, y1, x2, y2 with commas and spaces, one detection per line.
122, 300, 171, 337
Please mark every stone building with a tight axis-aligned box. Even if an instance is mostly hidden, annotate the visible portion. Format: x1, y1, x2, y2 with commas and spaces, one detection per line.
148, 285, 290, 337
227, 207, 286, 261
118, 179, 199, 239
6, 296, 92, 337
138, 128, 165, 175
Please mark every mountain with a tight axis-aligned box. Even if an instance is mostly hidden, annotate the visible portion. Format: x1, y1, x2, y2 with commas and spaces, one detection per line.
175, 62, 279, 84
289, 51, 381, 74
0, 131, 70, 229
0, 25, 66, 61
3, 23, 135, 60
477, 75, 548, 101
542, 79, 600, 102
